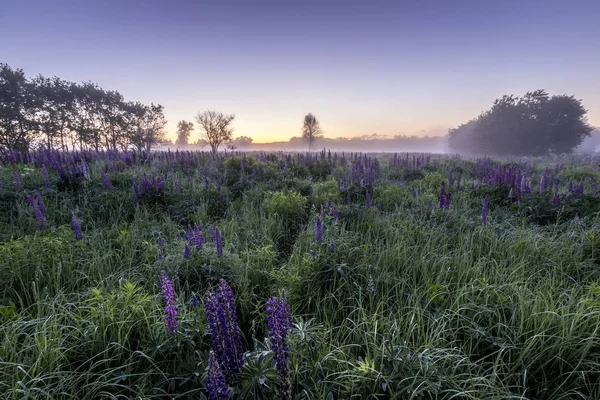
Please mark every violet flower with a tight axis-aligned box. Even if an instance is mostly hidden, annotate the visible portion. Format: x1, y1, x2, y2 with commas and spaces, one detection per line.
71, 215, 83, 240
266, 293, 293, 399
160, 270, 178, 335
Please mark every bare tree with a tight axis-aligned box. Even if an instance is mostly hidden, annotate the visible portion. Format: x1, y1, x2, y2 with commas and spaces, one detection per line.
195, 110, 235, 154
302, 113, 323, 151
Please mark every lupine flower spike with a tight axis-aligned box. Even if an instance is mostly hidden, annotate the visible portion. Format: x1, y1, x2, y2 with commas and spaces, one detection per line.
160, 271, 178, 334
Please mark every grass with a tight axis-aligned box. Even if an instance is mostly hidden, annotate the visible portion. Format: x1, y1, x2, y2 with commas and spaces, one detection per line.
0, 150, 599, 399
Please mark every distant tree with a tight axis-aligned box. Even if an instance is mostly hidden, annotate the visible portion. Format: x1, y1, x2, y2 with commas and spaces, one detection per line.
449, 90, 593, 156
229, 135, 253, 148
175, 120, 194, 146
128, 103, 167, 152
0, 64, 39, 152
301, 113, 323, 151
195, 110, 235, 154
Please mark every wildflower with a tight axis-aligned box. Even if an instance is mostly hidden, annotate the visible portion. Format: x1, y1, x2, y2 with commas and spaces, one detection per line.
33, 193, 46, 216
160, 270, 178, 335
27, 194, 46, 228
204, 279, 244, 383
329, 241, 335, 251
14, 172, 22, 189
481, 196, 488, 225
266, 294, 292, 399
332, 204, 338, 222
190, 294, 200, 308
42, 164, 50, 187
101, 170, 113, 189
71, 215, 83, 240
184, 244, 192, 259
229, 245, 235, 255
157, 236, 165, 247
315, 217, 323, 243
206, 350, 229, 400
539, 174, 546, 195
186, 225, 205, 250
553, 192, 560, 207
366, 191, 372, 208
439, 182, 450, 209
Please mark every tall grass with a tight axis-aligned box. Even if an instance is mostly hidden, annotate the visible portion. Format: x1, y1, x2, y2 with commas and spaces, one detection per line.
1, 151, 599, 399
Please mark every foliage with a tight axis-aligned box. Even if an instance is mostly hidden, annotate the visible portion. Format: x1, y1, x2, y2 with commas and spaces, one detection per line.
449, 89, 594, 156
1, 149, 600, 399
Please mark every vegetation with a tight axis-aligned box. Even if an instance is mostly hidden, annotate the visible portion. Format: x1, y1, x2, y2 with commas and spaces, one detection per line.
195, 110, 236, 154
0, 64, 167, 153
1, 149, 600, 399
301, 113, 323, 151
449, 90, 594, 156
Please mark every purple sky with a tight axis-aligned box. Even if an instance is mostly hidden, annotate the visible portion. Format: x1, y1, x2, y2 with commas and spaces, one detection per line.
2, 0, 599, 142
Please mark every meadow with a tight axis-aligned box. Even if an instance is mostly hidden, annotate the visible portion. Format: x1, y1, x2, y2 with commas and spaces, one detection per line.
1, 149, 600, 399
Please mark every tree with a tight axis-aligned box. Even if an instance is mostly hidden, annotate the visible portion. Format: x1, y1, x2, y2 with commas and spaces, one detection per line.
175, 120, 194, 146
301, 113, 323, 151
229, 135, 253, 148
0, 64, 39, 152
195, 110, 235, 154
449, 90, 593, 156
128, 103, 167, 152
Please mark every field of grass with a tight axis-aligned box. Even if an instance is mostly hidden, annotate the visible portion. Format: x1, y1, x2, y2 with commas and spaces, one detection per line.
1, 150, 600, 399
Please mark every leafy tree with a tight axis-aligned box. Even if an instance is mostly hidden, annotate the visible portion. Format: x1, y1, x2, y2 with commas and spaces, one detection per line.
449, 90, 593, 156
301, 113, 323, 151
129, 103, 167, 152
195, 110, 235, 154
32, 75, 75, 150
0, 64, 39, 152
175, 120, 194, 146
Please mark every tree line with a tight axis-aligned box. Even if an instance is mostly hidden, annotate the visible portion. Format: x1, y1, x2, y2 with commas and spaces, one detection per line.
0, 63, 167, 152
448, 89, 594, 156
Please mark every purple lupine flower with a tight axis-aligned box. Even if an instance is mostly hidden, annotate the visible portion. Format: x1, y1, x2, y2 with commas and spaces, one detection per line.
27, 195, 46, 228
553, 192, 560, 207
175, 182, 181, 194
186, 225, 205, 250
329, 241, 335, 251
229, 245, 235, 255
439, 182, 449, 209
101, 170, 113, 189
366, 191, 372, 208
14, 172, 23, 189
315, 217, 323, 243
35, 193, 46, 216
266, 294, 292, 399
332, 204, 338, 221
71, 215, 83, 240
160, 270, 178, 335
204, 279, 244, 383
42, 164, 50, 187
412, 189, 417, 199
206, 350, 229, 400
81, 160, 88, 179
481, 196, 488, 226
215, 227, 223, 257
190, 294, 200, 308
157, 236, 165, 247
539, 175, 546, 195
209, 225, 216, 242
184, 244, 192, 259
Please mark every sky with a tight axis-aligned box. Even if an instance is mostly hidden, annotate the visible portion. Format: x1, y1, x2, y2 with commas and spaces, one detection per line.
1, 0, 599, 143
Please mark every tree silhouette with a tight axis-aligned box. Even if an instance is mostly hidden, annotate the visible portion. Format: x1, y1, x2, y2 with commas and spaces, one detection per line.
195, 110, 235, 154
175, 120, 194, 146
449, 90, 593, 156
302, 113, 323, 151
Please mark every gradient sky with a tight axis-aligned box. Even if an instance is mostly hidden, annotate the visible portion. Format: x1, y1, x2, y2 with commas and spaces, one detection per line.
2, 0, 599, 143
